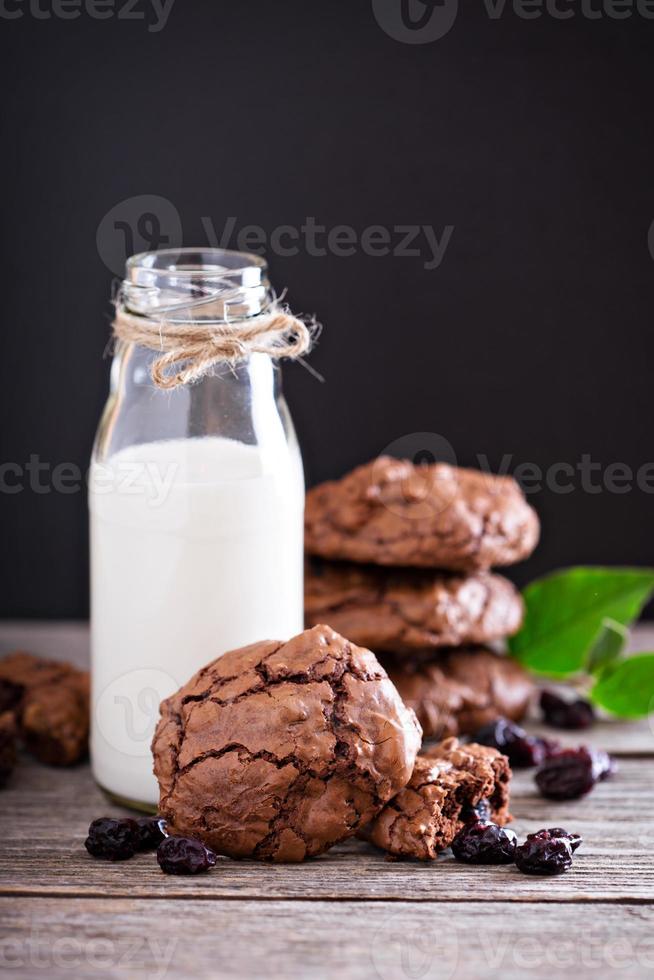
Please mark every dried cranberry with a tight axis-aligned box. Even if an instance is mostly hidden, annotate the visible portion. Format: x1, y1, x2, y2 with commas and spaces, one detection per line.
507, 735, 550, 768
135, 816, 167, 851
596, 749, 618, 780
540, 690, 595, 730
538, 827, 583, 852
473, 717, 524, 751
84, 817, 139, 861
472, 718, 555, 768
516, 828, 579, 875
535, 746, 615, 800
157, 836, 217, 875
452, 822, 517, 864
461, 797, 492, 825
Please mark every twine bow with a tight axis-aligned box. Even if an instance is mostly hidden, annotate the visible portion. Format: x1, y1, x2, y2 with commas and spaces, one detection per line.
112, 306, 317, 390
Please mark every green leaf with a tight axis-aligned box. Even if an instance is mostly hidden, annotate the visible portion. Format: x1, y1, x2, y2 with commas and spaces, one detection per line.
591, 653, 654, 719
508, 566, 654, 678
586, 617, 629, 674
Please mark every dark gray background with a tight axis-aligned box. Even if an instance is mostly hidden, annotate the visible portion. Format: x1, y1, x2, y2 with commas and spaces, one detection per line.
1, 0, 653, 618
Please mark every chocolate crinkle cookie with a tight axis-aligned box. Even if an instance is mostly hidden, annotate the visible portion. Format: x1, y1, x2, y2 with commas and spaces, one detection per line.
364, 737, 512, 861
152, 624, 422, 863
0, 652, 90, 766
380, 647, 534, 741
305, 562, 524, 652
305, 457, 539, 571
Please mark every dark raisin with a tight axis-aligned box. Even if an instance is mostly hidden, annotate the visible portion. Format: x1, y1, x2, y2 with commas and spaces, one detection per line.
535, 746, 615, 800
596, 749, 618, 780
472, 718, 556, 768
135, 816, 167, 851
540, 690, 595, 730
461, 797, 492, 825
507, 735, 550, 768
473, 717, 525, 751
537, 827, 583, 852
452, 822, 517, 864
516, 831, 574, 875
84, 817, 139, 861
157, 836, 217, 875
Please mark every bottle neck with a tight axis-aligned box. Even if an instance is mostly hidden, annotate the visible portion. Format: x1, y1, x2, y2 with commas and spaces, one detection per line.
95, 247, 291, 464
112, 343, 281, 403
120, 247, 275, 324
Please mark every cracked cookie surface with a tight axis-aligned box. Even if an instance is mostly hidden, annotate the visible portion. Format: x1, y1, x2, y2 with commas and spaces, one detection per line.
365, 737, 512, 860
152, 624, 422, 862
305, 457, 539, 570
380, 647, 534, 740
305, 562, 523, 652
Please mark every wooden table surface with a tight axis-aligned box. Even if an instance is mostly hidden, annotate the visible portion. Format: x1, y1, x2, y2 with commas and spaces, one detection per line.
1, 623, 653, 980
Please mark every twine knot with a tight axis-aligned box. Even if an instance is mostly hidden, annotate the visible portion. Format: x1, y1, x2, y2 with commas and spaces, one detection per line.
112, 305, 317, 390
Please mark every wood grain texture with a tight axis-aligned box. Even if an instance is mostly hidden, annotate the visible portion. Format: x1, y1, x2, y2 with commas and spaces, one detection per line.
1, 898, 653, 980
0, 754, 652, 903
0, 621, 653, 980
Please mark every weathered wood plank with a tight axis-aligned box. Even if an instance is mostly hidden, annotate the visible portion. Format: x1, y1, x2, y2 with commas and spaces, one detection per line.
1, 897, 653, 980
1, 755, 652, 902
525, 718, 654, 756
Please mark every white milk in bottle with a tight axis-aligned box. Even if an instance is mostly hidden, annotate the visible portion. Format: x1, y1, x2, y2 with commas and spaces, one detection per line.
89, 250, 307, 807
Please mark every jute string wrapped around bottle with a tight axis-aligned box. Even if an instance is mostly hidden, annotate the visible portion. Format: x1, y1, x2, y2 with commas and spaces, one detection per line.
112, 305, 316, 390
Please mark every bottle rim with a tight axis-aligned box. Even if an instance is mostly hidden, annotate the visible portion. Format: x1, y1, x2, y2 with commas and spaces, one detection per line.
120, 247, 275, 322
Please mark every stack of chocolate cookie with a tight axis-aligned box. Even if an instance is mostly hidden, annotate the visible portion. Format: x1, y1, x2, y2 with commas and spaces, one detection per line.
304, 456, 539, 741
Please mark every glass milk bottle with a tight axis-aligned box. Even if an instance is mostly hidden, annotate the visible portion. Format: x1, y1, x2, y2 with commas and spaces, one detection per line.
89, 248, 306, 808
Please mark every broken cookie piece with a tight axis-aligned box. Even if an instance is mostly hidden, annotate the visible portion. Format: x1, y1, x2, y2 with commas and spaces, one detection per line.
365, 737, 511, 861
152, 624, 422, 862
305, 562, 524, 652
305, 457, 540, 571
0, 652, 90, 766
381, 647, 534, 740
